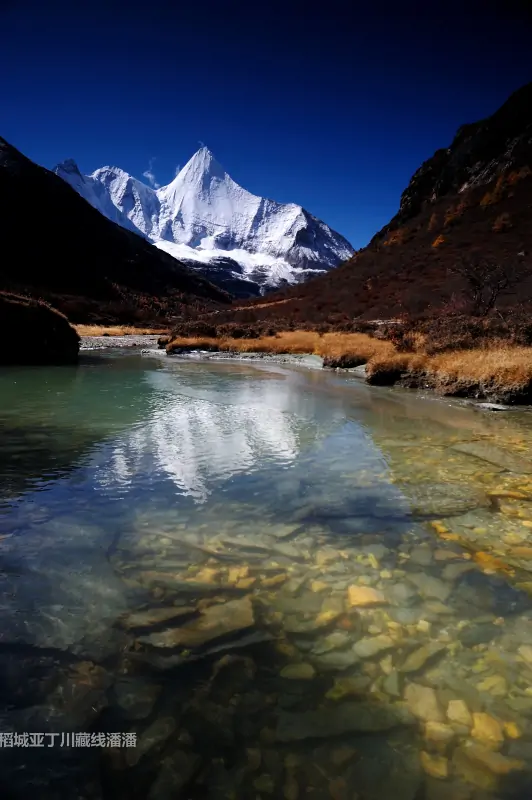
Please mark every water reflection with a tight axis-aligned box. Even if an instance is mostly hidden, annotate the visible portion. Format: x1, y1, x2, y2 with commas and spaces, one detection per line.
2, 354, 532, 798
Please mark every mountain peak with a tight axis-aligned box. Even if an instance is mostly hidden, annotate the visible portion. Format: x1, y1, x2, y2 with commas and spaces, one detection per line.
55, 144, 354, 296
174, 145, 228, 187
55, 158, 83, 178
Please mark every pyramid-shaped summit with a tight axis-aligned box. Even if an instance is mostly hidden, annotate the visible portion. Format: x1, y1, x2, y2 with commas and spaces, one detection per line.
55, 146, 354, 296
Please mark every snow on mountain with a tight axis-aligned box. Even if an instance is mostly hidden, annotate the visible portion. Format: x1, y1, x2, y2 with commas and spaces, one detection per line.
54, 147, 354, 296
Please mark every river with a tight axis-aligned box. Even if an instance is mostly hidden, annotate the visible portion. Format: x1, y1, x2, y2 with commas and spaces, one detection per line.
2, 347, 532, 798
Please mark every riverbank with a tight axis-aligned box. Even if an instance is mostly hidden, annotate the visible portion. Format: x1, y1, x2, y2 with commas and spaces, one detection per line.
80, 334, 162, 350
166, 331, 532, 405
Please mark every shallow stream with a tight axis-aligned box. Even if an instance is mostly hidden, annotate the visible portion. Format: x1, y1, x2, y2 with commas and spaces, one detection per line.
2, 349, 532, 798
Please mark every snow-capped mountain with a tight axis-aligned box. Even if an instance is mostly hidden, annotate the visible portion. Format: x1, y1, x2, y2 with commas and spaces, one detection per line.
54, 147, 354, 296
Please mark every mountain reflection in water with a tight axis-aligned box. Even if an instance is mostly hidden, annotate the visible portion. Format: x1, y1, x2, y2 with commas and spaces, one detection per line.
1, 352, 532, 798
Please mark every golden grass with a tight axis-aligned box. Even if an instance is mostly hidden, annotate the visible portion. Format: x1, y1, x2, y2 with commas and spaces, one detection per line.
75, 325, 169, 337
167, 330, 532, 399
426, 346, 532, 390
167, 331, 395, 359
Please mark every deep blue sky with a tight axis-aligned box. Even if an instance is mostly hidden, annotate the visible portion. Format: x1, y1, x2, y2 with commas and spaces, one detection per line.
2, 0, 531, 248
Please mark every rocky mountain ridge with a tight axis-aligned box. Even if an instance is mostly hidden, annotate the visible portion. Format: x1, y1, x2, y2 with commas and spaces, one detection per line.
0, 137, 230, 324
55, 146, 354, 297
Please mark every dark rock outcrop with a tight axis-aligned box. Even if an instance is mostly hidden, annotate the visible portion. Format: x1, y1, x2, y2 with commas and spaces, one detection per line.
0, 291, 79, 364
377, 81, 532, 237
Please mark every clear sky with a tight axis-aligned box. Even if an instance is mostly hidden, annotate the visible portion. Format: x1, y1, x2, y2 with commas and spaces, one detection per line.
2, 0, 531, 248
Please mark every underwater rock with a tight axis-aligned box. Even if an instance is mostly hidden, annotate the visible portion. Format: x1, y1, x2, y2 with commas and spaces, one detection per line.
276, 702, 415, 741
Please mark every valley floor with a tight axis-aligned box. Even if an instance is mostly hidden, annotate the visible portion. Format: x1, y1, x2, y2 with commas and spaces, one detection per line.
166, 331, 532, 405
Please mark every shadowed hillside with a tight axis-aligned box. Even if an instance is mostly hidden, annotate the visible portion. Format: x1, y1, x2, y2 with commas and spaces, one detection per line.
0, 138, 230, 324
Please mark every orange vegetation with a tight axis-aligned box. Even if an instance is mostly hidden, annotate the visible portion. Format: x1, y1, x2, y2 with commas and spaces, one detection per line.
76, 325, 169, 336
167, 331, 532, 401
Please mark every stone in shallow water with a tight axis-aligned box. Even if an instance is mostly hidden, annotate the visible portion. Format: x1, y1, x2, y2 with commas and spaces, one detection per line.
409, 546, 433, 567
442, 562, 476, 581
398, 481, 489, 516
383, 670, 401, 697
353, 634, 394, 659
458, 622, 498, 648
280, 663, 316, 680
311, 650, 360, 671
476, 673, 507, 696
420, 751, 448, 779
325, 676, 372, 701
424, 721, 455, 745
137, 596, 254, 649
457, 741, 524, 775
114, 678, 161, 720
127, 716, 177, 766
119, 605, 197, 630
471, 712, 504, 749
452, 441, 532, 474
312, 631, 351, 655
387, 582, 418, 606
347, 586, 387, 607
275, 702, 414, 741
399, 643, 446, 674
406, 574, 452, 602
404, 683, 443, 722
446, 699, 472, 727
518, 644, 532, 665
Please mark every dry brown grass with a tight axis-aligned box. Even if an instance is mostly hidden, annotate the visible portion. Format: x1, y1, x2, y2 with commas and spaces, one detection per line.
167, 331, 395, 360
167, 329, 532, 402
76, 325, 169, 337
426, 346, 532, 391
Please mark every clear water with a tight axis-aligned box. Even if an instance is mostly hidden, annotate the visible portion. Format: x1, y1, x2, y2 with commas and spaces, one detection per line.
2, 349, 532, 798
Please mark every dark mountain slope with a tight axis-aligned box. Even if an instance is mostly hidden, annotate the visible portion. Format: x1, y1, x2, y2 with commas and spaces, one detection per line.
0, 138, 230, 323
205, 82, 532, 329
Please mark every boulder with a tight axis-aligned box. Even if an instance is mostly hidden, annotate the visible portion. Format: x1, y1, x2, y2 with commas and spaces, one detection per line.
0, 292, 79, 365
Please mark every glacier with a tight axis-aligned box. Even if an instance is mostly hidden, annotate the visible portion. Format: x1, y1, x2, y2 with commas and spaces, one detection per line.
54, 147, 354, 296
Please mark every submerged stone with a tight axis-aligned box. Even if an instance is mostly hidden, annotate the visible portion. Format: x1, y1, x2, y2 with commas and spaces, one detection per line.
452, 442, 532, 474
471, 712, 504, 749
400, 643, 446, 674
406, 574, 452, 602
399, 482, 489, 516
119, 605, 197, 631
353, 634, 394, 659
420, 751, 448, 779
382, 670, 401, 697
404, 683, 443, 722
114, 678, 161, 720
458, 622, 498, 648
458, 741, 524, 775
312, 631, 351, 655
325, 675, 372, 700
280, 663, 316, 680
446, 699, 472, 727
311, 650, 360, 671
276, 702, 414, 741
137, 596, 254, 649
347, 586, 387, 607
127, 716, 177, 766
